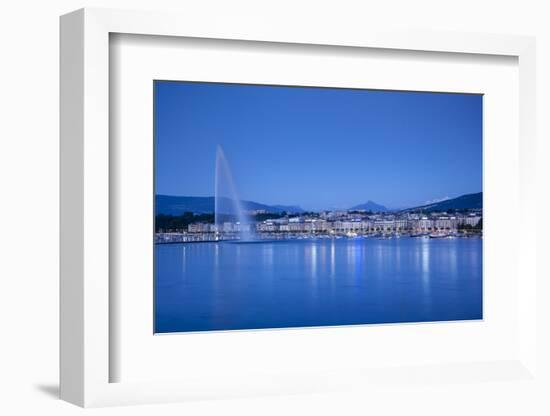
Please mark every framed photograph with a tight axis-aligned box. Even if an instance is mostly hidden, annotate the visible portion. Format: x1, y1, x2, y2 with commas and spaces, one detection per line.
60, 8, 538, 407
153, 81, 484, 334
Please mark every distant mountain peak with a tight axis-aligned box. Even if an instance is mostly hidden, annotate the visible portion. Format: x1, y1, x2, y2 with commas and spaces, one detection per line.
349, 200, 388, 212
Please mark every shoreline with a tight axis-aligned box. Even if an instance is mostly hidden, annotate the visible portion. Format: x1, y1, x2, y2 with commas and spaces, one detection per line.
155, 232, 482, 245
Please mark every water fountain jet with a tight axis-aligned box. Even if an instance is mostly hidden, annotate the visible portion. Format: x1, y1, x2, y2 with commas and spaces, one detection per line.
214, 145, 254, 241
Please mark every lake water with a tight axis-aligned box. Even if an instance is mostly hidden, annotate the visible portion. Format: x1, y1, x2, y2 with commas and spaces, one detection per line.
155, 237, 482, 333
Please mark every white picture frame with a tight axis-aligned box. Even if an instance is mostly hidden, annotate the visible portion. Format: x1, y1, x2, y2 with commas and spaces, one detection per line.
60, 7, 538, 407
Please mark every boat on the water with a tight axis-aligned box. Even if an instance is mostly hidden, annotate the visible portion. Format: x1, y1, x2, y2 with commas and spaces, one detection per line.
429, 231, 448, 238
411, 232, 429, 238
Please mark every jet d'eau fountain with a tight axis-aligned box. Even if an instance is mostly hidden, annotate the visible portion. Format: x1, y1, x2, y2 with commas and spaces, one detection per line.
214, 145, 254, 241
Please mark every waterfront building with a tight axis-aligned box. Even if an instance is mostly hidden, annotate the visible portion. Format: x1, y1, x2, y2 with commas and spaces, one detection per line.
188, 223, 211, 233
303, 219, 329, 232
315, 219, 330, 232
288, 222, 304, 232
394, 219, 409, 231
416, 217, 434, 232
257, 221, 277, 232
463, 216, 481, 227
434, 217, 457, 230
361, 221, 374, 232
374, 220, 395, 232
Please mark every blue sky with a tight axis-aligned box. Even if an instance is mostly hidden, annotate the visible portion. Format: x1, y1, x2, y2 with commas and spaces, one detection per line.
155, 81, 482, 211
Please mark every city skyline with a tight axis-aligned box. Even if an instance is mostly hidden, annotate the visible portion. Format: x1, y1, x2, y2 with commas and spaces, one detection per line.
155, 81, 482, 211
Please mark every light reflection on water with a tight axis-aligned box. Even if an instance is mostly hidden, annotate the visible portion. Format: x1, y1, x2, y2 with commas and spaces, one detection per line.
155, 238, 482, 333
420, 239, 432, 313
330, 241, 336, 278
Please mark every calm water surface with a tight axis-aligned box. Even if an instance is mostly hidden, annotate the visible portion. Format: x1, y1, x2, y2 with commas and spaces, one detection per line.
155, 237, 482, 333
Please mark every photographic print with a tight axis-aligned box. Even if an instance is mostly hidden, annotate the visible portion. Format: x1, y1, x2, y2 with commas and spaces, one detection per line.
154, 81, 483, 333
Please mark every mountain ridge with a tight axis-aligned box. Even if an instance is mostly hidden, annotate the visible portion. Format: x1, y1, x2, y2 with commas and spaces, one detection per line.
156, 192, 482, 216
156, 195, 304, 215
400, 192, 482, 212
